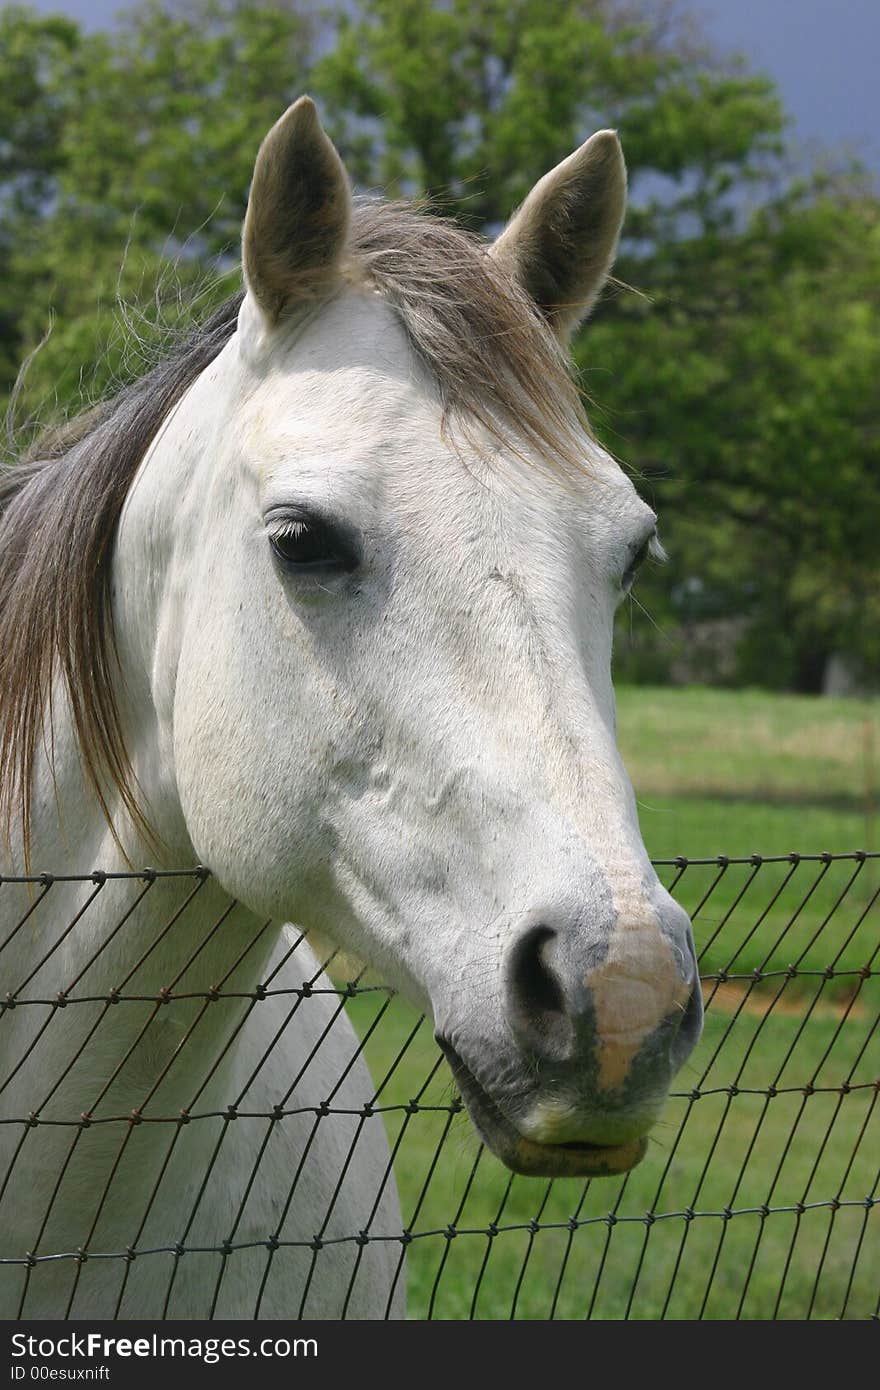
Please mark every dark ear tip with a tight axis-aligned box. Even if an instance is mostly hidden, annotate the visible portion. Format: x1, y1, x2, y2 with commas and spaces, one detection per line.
273, 94, 321, 140
289, 94, 318, 122
577, 129, 627, 199
582, 129, 624, 168
243, 94, 349, 326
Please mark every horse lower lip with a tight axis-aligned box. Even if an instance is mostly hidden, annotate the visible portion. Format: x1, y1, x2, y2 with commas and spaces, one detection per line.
436, 1037, 647, 1178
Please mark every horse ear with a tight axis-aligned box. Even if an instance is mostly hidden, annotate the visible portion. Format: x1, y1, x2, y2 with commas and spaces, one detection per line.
491, 131, 626, 343
242, 96, 351, 325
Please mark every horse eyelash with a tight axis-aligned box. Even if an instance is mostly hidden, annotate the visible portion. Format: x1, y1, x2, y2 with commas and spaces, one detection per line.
649, 533, 667, 564
269, 518, 309, 534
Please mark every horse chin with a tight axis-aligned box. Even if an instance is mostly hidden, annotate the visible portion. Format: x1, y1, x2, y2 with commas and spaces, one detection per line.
437, 1038, 648, 1179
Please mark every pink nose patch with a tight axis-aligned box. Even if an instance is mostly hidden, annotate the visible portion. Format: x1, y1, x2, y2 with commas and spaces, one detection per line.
587, 925, 692, 1091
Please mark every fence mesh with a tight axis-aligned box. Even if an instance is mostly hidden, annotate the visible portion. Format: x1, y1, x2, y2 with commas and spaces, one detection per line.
0, 852, 877, 1319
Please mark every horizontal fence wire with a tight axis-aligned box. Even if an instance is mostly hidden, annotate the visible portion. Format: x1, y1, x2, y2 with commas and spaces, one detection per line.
0, 852, 877, 1319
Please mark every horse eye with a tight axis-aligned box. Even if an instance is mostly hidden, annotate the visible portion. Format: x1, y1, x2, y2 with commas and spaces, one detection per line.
621, 530, 658, 592
268, 512, 359, 573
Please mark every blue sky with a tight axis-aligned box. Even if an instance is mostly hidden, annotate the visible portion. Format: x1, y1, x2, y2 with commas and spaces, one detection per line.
22, 0, 879, 170
696, 0, 877, 170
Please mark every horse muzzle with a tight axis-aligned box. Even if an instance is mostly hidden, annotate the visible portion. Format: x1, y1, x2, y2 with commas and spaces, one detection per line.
437, 1036, 648, 1177
435, 895, 703, 1177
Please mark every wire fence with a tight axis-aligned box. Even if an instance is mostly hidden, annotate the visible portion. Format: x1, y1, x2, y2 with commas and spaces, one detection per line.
0, 851, 877, 1320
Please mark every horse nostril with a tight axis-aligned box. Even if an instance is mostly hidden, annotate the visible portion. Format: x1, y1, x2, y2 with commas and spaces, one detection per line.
512, 925, 565, 1015
505, 924, 572, 1058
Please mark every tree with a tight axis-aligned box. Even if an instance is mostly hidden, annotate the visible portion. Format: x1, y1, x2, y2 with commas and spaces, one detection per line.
2, 0, 316, 416
2, 0, 876, 690
316, 0, 784, 232
317, 0, 878, 687
0, 6, 79, 390
595, 172, 880, 689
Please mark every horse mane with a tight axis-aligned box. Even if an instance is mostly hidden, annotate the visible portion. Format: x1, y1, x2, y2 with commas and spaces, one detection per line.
0, 198, 589, 859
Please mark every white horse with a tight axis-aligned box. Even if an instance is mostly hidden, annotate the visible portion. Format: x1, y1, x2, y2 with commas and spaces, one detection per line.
0, 98, 702, 1320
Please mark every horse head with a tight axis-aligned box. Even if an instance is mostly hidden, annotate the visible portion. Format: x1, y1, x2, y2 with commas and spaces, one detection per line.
117, 98, 702, 1179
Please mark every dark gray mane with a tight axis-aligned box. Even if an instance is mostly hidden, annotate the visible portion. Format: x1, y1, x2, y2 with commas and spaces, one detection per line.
0, 295, 244, 856
0, 199, 587, 858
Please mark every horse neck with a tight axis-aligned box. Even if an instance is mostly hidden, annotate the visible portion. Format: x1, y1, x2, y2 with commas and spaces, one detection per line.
0, 680, 283, 1122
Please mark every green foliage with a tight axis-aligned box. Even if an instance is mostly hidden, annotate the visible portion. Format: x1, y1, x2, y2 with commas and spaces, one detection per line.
1, 0, 314, 415
56, 0, 315, 254
316, 0, 784, 228
1, 0, 877, 690
348, 990, 877, 1318
0, 6, 77, 209
0, 6, 79, 386
603, 176, 880, 689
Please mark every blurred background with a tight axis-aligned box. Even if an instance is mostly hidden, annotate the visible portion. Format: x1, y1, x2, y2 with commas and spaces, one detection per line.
2, 0, 878, 857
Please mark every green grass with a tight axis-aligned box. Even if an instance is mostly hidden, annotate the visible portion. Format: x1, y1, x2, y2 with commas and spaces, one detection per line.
342, 686, 879, 1318
653, 848, 876, 992
346, 988, 878, 1320
617, 684, 879, 855
618, 686, 880, 988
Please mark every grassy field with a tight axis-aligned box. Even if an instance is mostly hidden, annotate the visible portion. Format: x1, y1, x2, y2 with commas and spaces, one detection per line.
618, 686, 879, 991
342, 686, 879, 1319
616, 684, 878, 860
345, 992, 878, 1320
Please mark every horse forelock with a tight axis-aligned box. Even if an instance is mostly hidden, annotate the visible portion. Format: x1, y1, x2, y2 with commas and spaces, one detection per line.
0, 198, 592, 857
346, 199, 591, 468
